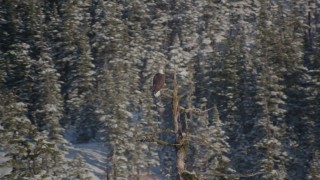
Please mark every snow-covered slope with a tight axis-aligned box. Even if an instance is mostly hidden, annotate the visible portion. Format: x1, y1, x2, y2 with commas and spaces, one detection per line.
0, 152, 12, 178
66, 142, 109, 180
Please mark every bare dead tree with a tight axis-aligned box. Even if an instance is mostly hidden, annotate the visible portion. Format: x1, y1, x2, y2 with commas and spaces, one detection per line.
138, 66, 264, 180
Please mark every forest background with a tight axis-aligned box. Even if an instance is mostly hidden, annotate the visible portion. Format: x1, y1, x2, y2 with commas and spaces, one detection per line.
0, 0, 320, 179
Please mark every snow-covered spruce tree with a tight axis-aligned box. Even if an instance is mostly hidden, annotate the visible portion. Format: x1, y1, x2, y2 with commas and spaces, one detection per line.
0, 1, 16, 52
284, 65, 315, 178
0, 91, 34, 178
167, 0, 202, 97
300, 0, 320, 177
231, 48, 261, 174
0, 91, 35, 179
55, 0, 97, 142
143, 0, 170, 63
122, 1, 163, 177
98, 65, 135, 179
71, 31, 97, 142
308, 150, 320, 179
225, 1, 261, 173
47, 0, 81, 127
167, 0, 201, 70
213, 37, 241, 140
66, 154, 92, 180
192, 0, 231, 124
210, 35, 258, 176
253, 1, 289, 178
130, 100, 161, 179
190, 103, 233, 179
308, 11, 320, 179
91, 1, 136, 179
130, 96, 161, 179
30, 39, 69, 178
212, 0, 259, 145
0, 90, 65, 179
89, 0, 120, 144
138, 1, 172, 165
192, 0, 223, 102
1, 2, 70, 178
209, 105, 234, 174
274, 1, 317, 178
3, 42, 34, 101
90, 0, 131, 69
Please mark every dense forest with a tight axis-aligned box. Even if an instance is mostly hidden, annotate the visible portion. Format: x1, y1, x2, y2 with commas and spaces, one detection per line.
0, 0, 320, 179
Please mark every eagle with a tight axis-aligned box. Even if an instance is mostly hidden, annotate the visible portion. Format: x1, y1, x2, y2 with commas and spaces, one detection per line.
153, 67, 165, 97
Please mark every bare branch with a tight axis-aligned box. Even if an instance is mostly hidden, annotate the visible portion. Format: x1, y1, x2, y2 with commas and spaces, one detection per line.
137, 136, 183, 146
139, 129, 175, 137
137, 129, 185, 146
188, 135, 210, 145
180, 106, 215, 115
161, 88, 174, 93
199, 171, 265, 178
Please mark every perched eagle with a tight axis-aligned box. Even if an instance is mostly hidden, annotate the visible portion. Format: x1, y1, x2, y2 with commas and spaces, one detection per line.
153, 68, 165, 97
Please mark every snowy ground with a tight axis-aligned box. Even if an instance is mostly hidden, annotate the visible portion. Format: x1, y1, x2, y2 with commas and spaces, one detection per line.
66, 142, 109, 180
1, 142, 162, 179
0, 152, 12, 178
67, 143, 165, 180
0, 143, 108, 179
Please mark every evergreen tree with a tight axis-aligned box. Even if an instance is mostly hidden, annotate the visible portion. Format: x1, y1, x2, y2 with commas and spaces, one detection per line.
0, 91, 65, 179
3, 42, 34, 101
0, 91, 36, 179
53, 0, 97, 142
1, 0, 320, 178
104, 68, 134, 179
278, 1, 317, 178
308, 12, 320, 180
253, 1, 289, 178
96, 64, 135, 179
191, 104, 233, 179
66, 154, 92, 180
123, 1, 162, 176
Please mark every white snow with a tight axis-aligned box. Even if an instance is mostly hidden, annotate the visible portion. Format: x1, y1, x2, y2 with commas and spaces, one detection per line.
0, 152, 12, 178
179, 68, 189, 76
65, 142, 109, 180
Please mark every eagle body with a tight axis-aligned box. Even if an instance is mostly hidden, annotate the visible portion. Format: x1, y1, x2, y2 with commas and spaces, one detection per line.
153, 69, 165, 97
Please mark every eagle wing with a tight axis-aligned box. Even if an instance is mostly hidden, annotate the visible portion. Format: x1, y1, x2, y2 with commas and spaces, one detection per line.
153, 73, 165, 92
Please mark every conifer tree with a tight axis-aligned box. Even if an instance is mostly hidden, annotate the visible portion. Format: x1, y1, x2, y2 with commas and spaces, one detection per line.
308, 11, 320, 179
193, 0, 229, 110
277, 1, 317, 178
91, 1, 136, 178
53, 0, 97, 141
0, 91, 65, 179
191, 104, 233, 179
123, 1, 162, 176
208, 105, 234, 176
104, 69, 133, 179
0, 91, 35, 179
1, 0, 320, 178
66, 154, 92, 180
253, 1, 289, 178
96, 64, 135, 179
215, 37, 241, 135
3, 42, 34, 101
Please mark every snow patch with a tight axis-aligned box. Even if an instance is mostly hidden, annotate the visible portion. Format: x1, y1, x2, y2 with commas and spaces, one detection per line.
0, 152, 12, 178
65, 142, 109, 180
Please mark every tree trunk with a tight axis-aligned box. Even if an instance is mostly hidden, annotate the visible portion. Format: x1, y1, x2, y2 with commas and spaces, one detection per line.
172, 68, 190, 179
